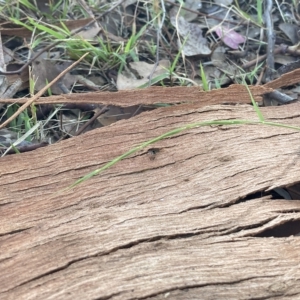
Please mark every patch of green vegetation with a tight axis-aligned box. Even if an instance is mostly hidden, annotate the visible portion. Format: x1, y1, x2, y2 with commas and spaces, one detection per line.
6, 103, 37, 141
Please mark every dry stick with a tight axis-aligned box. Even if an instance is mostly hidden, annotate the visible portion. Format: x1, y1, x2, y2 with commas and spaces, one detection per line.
0, 0, 126, 75
0, 33, 6, 72
242, 43, 300, 69
256, 66, 266, 85
0, 53, 89, 130
242, 47, 281, 69
264, 0, 275, 82
2, 141, 48, 154
74, 106, 109, 136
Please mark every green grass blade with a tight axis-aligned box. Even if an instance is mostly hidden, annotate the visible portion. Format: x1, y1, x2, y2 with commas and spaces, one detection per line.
65, 118, 300, 191
28, 18, 67, 39
256, 0, 263, 25
19, 0, 37, 11
138, 72, 170, 88
200, 63, 209, 91
9, 18, 33, 31
10, 144, 20, 154
244, 83, 265, 121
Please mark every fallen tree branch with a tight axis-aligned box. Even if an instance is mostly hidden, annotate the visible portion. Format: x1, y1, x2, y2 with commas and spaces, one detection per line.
0, 84, 272, 106
1, 102, 300, 298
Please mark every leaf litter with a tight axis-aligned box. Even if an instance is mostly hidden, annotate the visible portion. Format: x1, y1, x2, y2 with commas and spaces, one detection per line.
0, 0, 300, 159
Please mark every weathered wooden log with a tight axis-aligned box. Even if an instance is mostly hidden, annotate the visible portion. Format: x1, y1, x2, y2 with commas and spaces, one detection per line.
0, 84, 272, 105
1, 100, 300, 299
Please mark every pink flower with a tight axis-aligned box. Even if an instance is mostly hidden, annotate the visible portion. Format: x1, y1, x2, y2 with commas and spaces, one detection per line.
215, 25, 246, 49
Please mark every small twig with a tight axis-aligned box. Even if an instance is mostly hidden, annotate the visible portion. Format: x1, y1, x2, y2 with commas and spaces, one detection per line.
264, 0, 275, 82
242, 47, 280, 69
0, 0, 126, 75
0, 53, 89, 130
74, 106, 109, 136
242, 43, 300, 70
267, 90, 295, 104
255, 65, 266, 85
1, 141, 48, 154
0, 33, 6, 72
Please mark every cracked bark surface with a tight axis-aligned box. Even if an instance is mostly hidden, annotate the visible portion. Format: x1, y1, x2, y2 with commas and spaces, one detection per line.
0, 84, 272, 105
1, 99, 300, 299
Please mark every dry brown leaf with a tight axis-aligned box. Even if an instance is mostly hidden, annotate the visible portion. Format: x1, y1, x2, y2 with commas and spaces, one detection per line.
279, 23, 299, 44
32, 59, 77, 94
0, 35, 22, 103
74, 24, 100, 40
99, 5, 133, 38
182, 0, 203, 22
211, 46, 227, 68
117, 60, 170, 90
97, 105, 142, 126
3, 45, 13, 64
6, 64, 29, 91
274, 54, 297, 68
170, 10, 211, 56
208, 46, 238, 86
